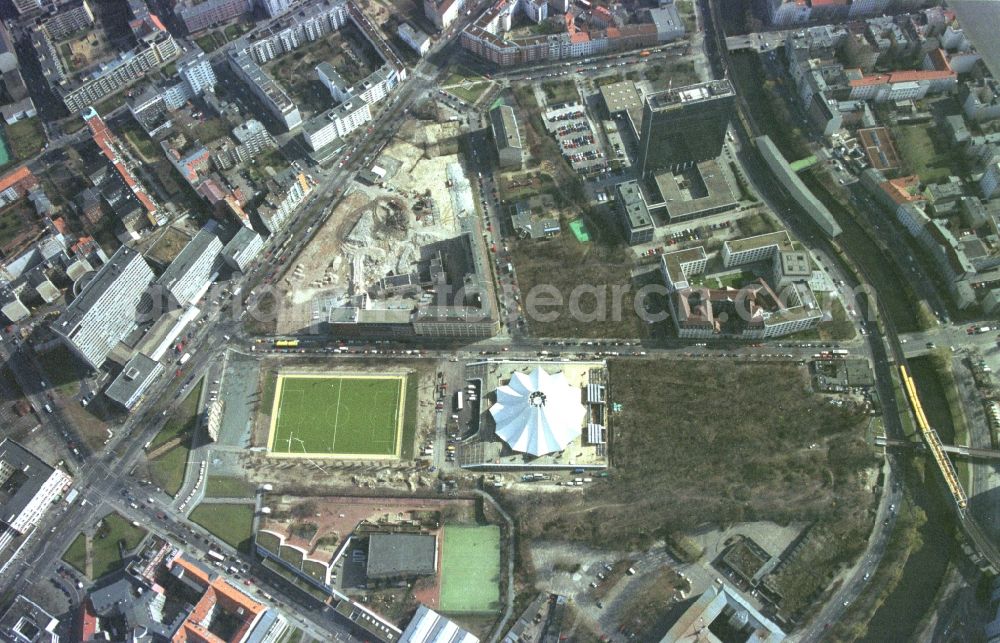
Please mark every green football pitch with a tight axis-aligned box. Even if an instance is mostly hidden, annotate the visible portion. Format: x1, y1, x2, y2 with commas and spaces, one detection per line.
268, 374, 404, 457
439, 525, 501, 614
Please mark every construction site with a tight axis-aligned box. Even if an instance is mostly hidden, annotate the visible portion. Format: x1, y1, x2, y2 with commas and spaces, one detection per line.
274, 113, 497, 339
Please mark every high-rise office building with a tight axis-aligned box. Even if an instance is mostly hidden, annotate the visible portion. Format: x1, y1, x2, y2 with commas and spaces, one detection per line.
636, 79, 736, 178
52, 246, 154, 369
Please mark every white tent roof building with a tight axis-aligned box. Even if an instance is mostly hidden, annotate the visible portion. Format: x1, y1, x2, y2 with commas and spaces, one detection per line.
489, 367, 586, 457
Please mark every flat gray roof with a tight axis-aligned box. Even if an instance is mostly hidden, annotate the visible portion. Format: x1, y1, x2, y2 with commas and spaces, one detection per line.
725, 231, 792, 254
651, 159, 738, 218
0, 440, 57, 529
601, 80, 642, 114
489, 105, 522, 151
648, 79, 735, 111
616, 181, 653, 230
366, 533, 437, 579
662, 246, 707, 284
105, 353, 163, 408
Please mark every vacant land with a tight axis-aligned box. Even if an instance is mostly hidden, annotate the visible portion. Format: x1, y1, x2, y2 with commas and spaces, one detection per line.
0, 200, 32, 250
892, 124, 959, 185
617, 568, 688, 640
269, 374, 403, 457
5, 118, 46, 161
440, 525, 502, 614
509, 228, 654, 339
189, 503, 255, 553
513, 360, 874, 550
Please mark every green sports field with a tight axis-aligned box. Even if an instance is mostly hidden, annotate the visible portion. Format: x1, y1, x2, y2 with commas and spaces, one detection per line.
267, 374, 404, 457
439, 525, 502, 614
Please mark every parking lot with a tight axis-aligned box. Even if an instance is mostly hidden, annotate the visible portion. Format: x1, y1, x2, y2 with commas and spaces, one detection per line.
543, 103, 609, 175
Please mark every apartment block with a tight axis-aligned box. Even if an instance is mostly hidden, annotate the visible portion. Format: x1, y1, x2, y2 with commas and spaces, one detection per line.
52, 246, 154, 369
232, 119, 275, 156
221, 226, 264, 272
38, 11, 180, 113
156, 226, 222, 306
302, 97, 372, 151
848, 69, 957, 102
424, 0, 464, 30
40, 0, 95, 41
0, 440, 72, 555
258, 171, 311, 234
11, 0, 41, 15
398, 22, 431, 55
176, 0, 253, 34
259, 0, 290, 17
178, 48, 216, 95
982, 162, 1000, 200
228, 48, 301, 130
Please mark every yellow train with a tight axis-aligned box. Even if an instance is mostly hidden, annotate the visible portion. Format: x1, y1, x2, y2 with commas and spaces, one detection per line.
898, 365, 968, 509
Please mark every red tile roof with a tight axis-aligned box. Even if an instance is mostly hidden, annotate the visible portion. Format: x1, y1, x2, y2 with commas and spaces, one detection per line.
926, 48, 951, 72
849, 69, 956, 87
881, 176, 924, 205
85, 110, 157, 215
168, 556, 266, 643
0, 165, 37, 195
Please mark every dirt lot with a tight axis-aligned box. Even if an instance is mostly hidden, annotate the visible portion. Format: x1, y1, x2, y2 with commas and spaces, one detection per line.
271, 118, 467, 335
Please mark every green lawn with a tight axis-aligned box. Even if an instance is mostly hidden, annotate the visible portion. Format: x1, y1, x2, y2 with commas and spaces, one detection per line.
204, 476, 255, 498
122, 125, 159, 162
270, 375, 403, 456
892, 124, 957, 185
88, 513, 148, 580
541, 80, 579, 106
149, 445, 189, 497
443, 76, 491, 104
439, 525, 501, 614
5, 118, 46, 161
189, 503, 255, 553
150, 380, 203, 450
194, 33, 225, 53
62, 533, 87, 575
93, 93, 127, 117
147, 380, 201, 497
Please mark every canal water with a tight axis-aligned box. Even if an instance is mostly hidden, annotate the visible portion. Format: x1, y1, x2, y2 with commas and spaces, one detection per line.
860, 357, 956, 641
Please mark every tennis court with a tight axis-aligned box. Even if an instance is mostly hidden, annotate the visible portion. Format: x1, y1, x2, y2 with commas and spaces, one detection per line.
569, 218, 591, 243
439, 525, 501, 614
267, 373, 404, 458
